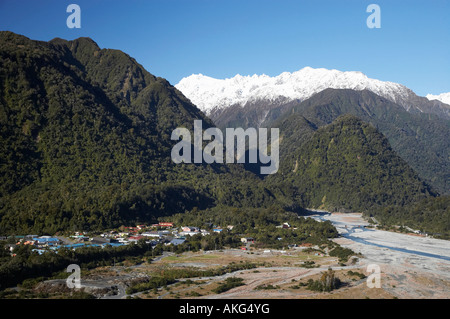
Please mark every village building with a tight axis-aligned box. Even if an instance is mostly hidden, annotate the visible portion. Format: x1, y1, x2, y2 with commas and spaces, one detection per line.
33, 236, 61, 247
142, 231, 164, 238
241, 237, 255, 244
158, 222, 174, 227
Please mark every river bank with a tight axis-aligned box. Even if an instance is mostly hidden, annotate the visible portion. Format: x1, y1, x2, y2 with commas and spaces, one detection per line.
308, 211, 450, 298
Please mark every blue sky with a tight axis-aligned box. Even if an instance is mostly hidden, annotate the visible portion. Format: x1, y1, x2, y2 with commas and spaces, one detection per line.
0, 0, 449, 95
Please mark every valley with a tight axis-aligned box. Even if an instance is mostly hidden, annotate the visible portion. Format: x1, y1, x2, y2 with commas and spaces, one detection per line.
140, 212, 450, 299
312, 212, 450, 298
0, 31, 449, 300
2, 211, 448, 300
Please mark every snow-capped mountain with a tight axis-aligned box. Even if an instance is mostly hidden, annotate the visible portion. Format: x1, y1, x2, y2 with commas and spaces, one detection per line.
175, 67, 449, 117
426, 92, 450, 105
175, 67, 450, 195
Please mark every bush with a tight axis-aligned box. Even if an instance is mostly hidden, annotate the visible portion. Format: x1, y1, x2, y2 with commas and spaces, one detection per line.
212, 277, 245, 294
329, 246, 355, 262
347, 270, 366, 279
300, 260, 317, 268
254, 284, 278, 290
125, 277, 176, 294
307, 268, 341, 292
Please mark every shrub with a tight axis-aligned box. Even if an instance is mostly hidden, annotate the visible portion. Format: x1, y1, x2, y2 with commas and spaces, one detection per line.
212, 277, 245, 294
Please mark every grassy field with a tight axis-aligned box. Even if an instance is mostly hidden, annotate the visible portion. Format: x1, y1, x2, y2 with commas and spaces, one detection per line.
128, 248, 386, 299
1, 247, 402, 299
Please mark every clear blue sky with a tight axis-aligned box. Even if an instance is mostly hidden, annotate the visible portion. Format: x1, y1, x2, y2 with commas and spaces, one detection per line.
0, 0, 449, 95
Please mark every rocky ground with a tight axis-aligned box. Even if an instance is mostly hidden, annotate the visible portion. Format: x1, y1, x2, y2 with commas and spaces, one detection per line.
30, 213, 450, 299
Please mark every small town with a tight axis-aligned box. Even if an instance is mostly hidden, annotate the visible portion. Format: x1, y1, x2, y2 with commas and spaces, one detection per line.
1, 222, 256, 257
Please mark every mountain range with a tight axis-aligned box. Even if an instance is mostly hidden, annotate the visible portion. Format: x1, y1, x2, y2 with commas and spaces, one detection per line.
427, 92, 450, 105
175, 68, 450, 120
177, 70, 450, 195
0, 32, 448, 237
0, 31, 269, 234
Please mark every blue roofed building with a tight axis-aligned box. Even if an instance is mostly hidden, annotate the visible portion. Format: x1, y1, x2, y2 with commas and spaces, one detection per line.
170, 238, 186, 246
33, 236, 61, 247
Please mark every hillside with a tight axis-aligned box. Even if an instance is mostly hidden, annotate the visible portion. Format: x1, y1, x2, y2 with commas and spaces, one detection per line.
373, 195, 450, 238
0, 32, 443, 236
267, 115, 435, 212
276, 89, 449, 194
0, 32, 275, 234
178, 73, 449, 194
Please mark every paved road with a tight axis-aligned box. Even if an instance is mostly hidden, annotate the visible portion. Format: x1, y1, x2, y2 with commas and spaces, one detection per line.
56, 236, 75, 245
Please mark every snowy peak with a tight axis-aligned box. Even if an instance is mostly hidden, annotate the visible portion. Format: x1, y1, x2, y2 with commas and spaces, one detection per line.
426, 92, 450, 105
176, 67, 416, 114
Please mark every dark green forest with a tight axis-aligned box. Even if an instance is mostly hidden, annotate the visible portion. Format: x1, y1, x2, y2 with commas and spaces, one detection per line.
0, 32, 448, 238
370, 195, 450, 239
161, 206, 339, 248
0, 32, 280, 234
276, 88, 450, 194
267, 115, 435, 212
